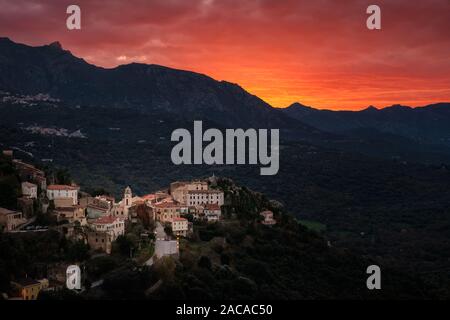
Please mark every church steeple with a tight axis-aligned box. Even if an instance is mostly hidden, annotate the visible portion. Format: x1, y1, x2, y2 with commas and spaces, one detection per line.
124, 186, 132, 206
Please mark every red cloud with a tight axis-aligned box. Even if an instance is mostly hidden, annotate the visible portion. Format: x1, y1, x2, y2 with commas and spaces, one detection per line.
0, 0, 449, 109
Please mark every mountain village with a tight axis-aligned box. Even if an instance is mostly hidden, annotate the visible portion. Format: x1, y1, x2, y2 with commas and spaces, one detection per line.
0, 149, 276, 300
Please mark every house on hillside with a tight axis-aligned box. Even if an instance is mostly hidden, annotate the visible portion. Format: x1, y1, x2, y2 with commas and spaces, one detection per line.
204, 203, 222, 222
0, 207, 26, 231
21, 182, 37, 199
47, 185, 78, 205
186, 190, 224, 206
54, 206, 86, 225
170, 217, 189, 237
89, 215, 125, 241
260, 210, 276, 225
10, 278, 48, 300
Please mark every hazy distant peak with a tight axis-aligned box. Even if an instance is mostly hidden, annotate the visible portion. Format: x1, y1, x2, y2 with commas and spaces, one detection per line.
286, 102, 314, 110
361, 105, 378, 112
0, 36, 13, 43
48, 41, 63, 50
383, 104, 412, 111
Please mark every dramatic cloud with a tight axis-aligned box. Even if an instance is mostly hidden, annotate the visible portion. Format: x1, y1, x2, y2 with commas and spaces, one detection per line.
0, 0, 449, 109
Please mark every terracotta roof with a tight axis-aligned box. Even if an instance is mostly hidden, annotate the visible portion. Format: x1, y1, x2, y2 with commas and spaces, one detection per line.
154, 201, 180, 208
191, 180, 208, 184
142, 194, 156, 200
47, 184, 77, 191
87, 204, 109, 211
21, 182, 37, 188
13, 161, 45, 175
205, 203, 221, 210
188, 190, 223, 194
92, 216, 122, 224
12, 278, 41, 287
54, 206, 80, 212
172, 217, 187, 222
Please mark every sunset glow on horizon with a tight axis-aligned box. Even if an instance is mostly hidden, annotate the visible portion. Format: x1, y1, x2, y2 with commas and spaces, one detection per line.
0, 0, 449, 110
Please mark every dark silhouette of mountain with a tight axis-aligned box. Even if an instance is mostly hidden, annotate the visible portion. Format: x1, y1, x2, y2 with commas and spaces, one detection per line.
283, 101, 450, 146
2, 37, 450, 164
3, 37, 450, 148
0, 37, 316, 133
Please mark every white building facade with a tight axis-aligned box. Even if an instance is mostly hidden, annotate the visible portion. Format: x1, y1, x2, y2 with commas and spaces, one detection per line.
0, 208, 26, 231
90, 216, 125, 241
204, 203, 222, 222
47, 185, 78, 205
187, 190, 224, 206
170, 217, 188, 237
21, 182, 37, 199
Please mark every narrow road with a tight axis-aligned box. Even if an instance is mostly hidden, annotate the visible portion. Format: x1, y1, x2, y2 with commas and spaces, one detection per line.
143, 222, 178, 262
16, 216, 37, 230
155, 221, 167, 240
91, 279, 104, 288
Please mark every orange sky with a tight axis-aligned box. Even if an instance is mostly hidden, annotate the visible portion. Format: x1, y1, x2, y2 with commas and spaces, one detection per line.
0, 0, 449, 109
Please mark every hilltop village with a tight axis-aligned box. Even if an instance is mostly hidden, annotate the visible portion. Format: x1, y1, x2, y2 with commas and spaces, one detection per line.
0, 149, 276, 300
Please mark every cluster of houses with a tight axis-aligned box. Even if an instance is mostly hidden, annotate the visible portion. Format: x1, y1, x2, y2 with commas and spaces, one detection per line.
1, 151, 277, 241
0, 150, 228, 252
17, 180, 225, 254
82, 179, 225, 244
0, 155, 46, 232
1, 152, 228, 254
1, 149, 277, 299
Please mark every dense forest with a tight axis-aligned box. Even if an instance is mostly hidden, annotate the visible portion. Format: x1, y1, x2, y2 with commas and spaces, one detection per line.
0, 160, 442, 298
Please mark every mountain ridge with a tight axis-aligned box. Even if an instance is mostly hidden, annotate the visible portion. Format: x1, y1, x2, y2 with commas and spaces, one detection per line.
285, 101, 450, 113
0, 37, 320, 133
2, 36, 450, 154
283, 101, 450, 146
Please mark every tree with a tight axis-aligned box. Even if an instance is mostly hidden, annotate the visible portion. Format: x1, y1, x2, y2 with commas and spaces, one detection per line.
0, 176, 19, 208
55, 169, 71, 185
220, 253, 230, 265
0, 155, 20, 208
164, 226, 173, 237
198, 256, 212, 270
90, 188, 111, 197
39, 288, 84, 300
35, 212, 57, 226
112, 235, 137, 257
86, 256, 119, 279
153, 256, 176, 281
66, 240, 90, 262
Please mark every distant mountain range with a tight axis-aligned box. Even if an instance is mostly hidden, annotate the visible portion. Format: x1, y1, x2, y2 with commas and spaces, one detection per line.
283, 102, 450, 147
1, 37, 449, 148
